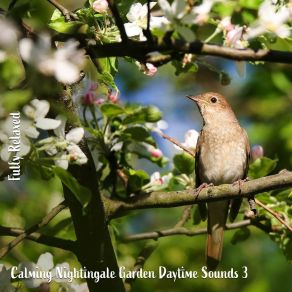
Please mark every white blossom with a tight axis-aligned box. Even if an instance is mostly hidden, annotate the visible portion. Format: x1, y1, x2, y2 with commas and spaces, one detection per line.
158, 0, 196, 40
23, 99, 61, 138
40, 116, 88, 169
143, 171, 172, 191
0, 99, 60, 161
19, 35, 85, 84
174, 129, 199, 151
191, 0, 221, 24
146, 119, 168, 132
124, 2, 169, 40
20, 253, 54, 288
247, 0, 291, 39
0, 18, 19, 49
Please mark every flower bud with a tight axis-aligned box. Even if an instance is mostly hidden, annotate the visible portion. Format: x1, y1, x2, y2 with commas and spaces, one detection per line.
251, 145, 264, 162
92, 0, 108, 13
144, 106, 162, 122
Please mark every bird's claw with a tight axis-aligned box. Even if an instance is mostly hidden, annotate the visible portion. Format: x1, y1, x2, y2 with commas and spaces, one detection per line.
194, 183, 214, 197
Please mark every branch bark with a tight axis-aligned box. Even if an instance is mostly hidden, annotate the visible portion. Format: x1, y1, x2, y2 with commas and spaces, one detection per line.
0, 201, 67, 259
88, 40, 292, 64
104, 171, 292, 219
123, 219, 254, 241
46, 0, 78, 21
0, 226, 76, 251
57, 93, 125, 291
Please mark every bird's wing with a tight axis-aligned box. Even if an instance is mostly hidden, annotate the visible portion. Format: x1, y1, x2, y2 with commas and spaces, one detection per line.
195, 130, 207, 221
229, 127, 250, 222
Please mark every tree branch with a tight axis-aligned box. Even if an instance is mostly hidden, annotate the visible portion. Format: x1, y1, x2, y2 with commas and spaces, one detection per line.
0, 226, 76, 251
0, 201, 67, 258
104, 171, 292, 218
46, 0, 78, 21
107, 0, 128, 42
255, 198, 292, 232
88, 40, 292, 64
123, 219, 255, 241
57, 91, 125, 291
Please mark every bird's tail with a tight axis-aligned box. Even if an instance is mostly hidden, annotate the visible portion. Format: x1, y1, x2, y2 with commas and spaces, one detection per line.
206, 201, 229, 271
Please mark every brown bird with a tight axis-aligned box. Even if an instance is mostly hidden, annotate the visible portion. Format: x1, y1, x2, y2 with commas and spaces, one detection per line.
187, 92, 250, 271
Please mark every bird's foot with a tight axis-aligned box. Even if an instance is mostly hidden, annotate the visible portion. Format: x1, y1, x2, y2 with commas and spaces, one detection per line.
194, 183, 214, 197
232, 178, 248, 194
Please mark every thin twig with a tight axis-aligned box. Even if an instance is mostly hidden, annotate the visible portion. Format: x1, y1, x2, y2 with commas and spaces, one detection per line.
0, 226, 75, 251
0, 201, 67, 258
255, 199, 292, 233
124, 241, 158, 292
143, 0, 153, 43
157, 131, 195, 156
123, 219, 258, 241
175, 206, 193, 228
107, 0, 128, 42
46, 0, 78, 21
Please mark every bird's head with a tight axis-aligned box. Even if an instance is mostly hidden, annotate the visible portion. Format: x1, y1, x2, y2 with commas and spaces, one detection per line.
186, 92, 237, 125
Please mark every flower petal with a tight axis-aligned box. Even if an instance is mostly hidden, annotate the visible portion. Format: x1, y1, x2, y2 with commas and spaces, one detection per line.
31, 99, 50, 119
54, 61, 80, 84
24, 125, 40, 139
55, 154, 69, 169
19, 38, 33, 62
65, 127, 84, 144
54, 115, 66, 138
126, 3, 143, 22
35, 118, 61, 130
37, 252, 54, 271
124, 22, 142, 37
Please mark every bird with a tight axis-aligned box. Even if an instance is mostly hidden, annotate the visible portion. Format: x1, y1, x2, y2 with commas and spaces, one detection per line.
186, 92, 250, 271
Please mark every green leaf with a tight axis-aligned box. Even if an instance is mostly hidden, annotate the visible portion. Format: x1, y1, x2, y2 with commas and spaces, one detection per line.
49, 20, 88, 34
99, 57, 118, 76
172, 60, 198, 75
123, 105, 162, 124
173, 153, 195, 175
100, 103, 124, 117
54, 167, 91, 207
257, 193, 277, 204
127, 169, 149, 192
2, 90, 31, 111
123, 127, 150, 142
231, 227, 251, 244
98, 71, 117, 90
248, 157, 278, 179
0, 56, 25, 88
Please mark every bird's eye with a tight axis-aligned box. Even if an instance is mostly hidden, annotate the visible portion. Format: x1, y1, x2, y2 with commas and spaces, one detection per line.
210, 97, 217, 103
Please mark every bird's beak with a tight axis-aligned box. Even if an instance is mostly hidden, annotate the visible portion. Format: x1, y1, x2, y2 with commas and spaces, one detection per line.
186, 95, 201, 103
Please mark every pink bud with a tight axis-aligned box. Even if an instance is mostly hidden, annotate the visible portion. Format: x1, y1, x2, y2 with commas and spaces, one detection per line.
94, 98, 105, 105
251, 145, 264, 162
82, 92, 95, 105
144, 63, 157, 76
150, 148, 163, 158
92, 0, 108, 13
107, 90, 119, 103
220, 17, 234, 32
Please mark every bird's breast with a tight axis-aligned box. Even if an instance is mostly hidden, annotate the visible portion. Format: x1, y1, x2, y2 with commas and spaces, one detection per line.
198, 125, 247, 185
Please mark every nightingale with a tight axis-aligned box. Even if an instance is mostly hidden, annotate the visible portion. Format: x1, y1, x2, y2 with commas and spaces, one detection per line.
187, 92, 250, 271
